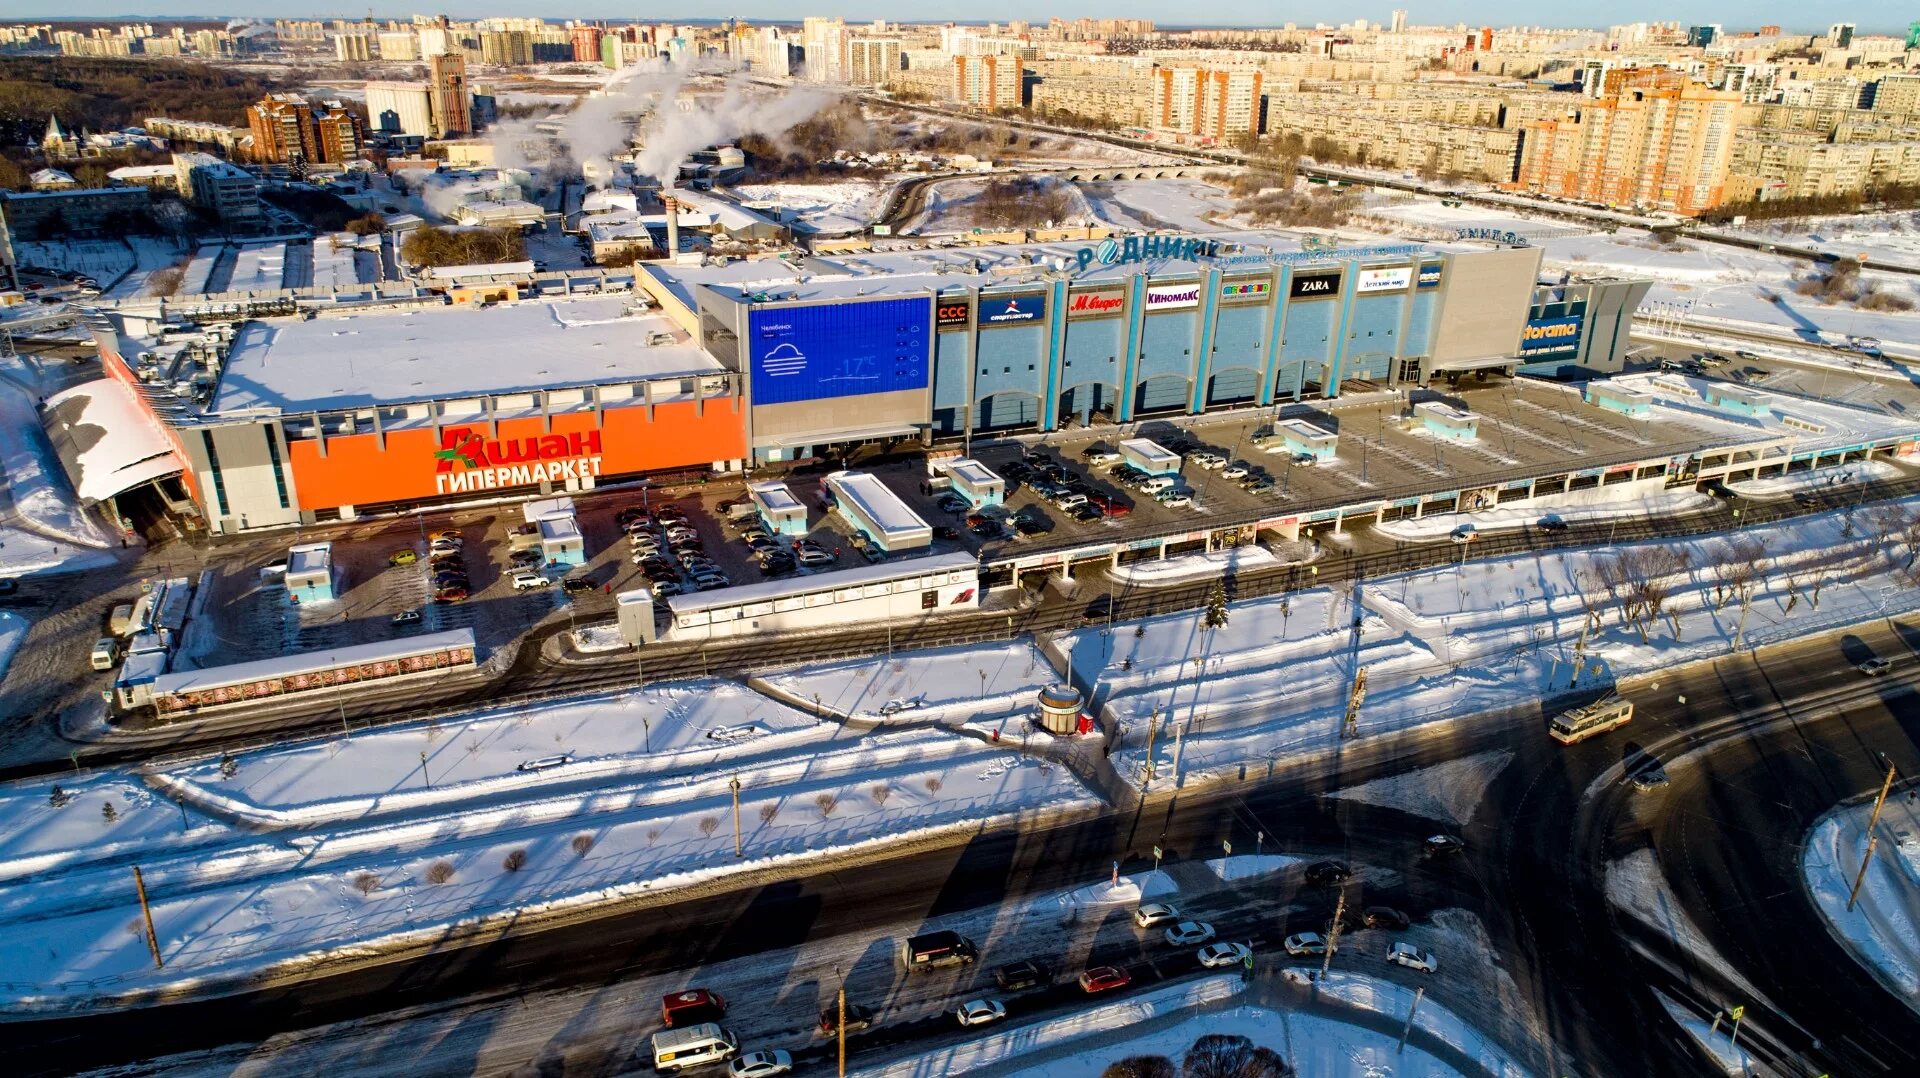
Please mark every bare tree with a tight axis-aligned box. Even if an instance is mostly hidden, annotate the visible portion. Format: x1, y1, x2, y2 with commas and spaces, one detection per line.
571, 833, 595, 858
1182, 1033, 1294, 1077
502, 849, 527, 872
870, 783, 892, 807
759, 803, 780, 824
426, 860, 455, 884
1100, 1057, 1177, 1078
814, 793, 839, 818
699, 816, 720, 838
352, 872, 380, 895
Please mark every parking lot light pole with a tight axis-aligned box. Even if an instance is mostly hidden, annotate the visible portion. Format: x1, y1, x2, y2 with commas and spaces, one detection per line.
730, 773, 743, 858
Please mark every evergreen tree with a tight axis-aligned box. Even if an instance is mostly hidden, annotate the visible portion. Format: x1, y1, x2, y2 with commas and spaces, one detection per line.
1204, 579, 1230, 630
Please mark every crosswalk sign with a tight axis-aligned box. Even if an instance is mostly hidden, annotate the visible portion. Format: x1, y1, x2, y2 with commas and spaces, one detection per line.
1729, 1005, 1745, 1020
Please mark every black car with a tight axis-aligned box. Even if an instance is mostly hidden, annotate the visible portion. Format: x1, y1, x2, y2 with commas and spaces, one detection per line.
1363, 906, 1410, 931
1012, 517, 1050, 537
994, 959, 1051, 992
1068, 504, 1103, 523
1537, 517, 1569, 533
936, 494, 969, 514
1001, 462, 1033, 481
561, 576, 596, 594
1304, 860, 1352, 886
969, 520, 1003, 539
759, 555, 797, 575
615, 507, 651, 525
818, 1003, 875, 1037
932, 526, 961, 540
1422, 835, 1466, 858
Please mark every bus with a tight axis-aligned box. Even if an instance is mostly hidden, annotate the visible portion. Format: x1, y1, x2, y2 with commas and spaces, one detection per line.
1550, 695, 1633, 744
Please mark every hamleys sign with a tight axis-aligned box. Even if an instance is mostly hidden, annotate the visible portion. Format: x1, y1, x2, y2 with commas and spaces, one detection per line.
433, 427, 604, 495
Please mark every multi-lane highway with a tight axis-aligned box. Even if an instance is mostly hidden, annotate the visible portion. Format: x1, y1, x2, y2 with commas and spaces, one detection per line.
15, 608, 1920, 1076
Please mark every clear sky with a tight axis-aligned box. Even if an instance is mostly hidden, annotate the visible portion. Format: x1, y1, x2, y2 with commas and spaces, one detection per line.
11, 5, 1914, 35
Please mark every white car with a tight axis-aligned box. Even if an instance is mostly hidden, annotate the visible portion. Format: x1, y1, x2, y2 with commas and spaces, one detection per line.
1133, 902, 1180, 929
1159, 493, 1194, 509
509, 570, 550, 590
1387, 942, 1438, 973
1086, 451, 1122, 466
651, 580, 685, 598
1449, 525, 1476, 545
955, 998, 1007, 1027
1192, 452, 1226, 469
1196, 941, 1252, 969
1163, 921, 1216, 946
1220, 461, 1250, 480
1860, 657, 1894, 676
729, 1049, 794, 1077
1283, 932, 1327, 957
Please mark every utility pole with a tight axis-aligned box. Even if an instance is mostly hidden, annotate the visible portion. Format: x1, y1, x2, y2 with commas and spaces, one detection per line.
133, 866, 162, 968
1142, 707, 1161, 791
1342, 666, 1368, 740
1320, 889, 1347, 978
837, 983, 847, 1078
730, 773, 743, 858
1848, 761, 1899, 911
419, 750, 430, 788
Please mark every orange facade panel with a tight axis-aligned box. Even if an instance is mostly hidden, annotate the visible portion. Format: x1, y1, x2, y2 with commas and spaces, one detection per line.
285, 399, 745, 511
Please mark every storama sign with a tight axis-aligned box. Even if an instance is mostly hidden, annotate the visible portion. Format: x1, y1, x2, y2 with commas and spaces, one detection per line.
1073, 234, 1221, 272
1520, 315, 1583, 355
1143, 282, 1202, 311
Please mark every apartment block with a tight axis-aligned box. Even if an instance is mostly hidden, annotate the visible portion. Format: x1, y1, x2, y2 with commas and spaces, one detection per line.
245, 94, 367, 166
1515, 71, 1742, 215
173, 152, 263, 226
1267, 104, 1523, 182
1152, 67, 1262, 138
953, 54, 1022, 111
1031, 73, 1155, 128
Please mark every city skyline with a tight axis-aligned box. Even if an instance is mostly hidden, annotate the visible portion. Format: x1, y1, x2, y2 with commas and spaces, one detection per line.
7, 6, 1914, 36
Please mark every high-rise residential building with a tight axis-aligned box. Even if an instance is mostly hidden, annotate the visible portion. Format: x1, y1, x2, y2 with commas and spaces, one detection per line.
333, 32, 372, 62
1152, 67, 1262, 139
172, 152, 262, 226
1390, 10, 1408, 34
1827, 23, 1856, 49
846, 37, 903, 87
245, 93, 367, 166
953, 54, 1022, 111
1873, 73, 1920, 115
378, 31, 419, 61
429, 52, 472, 137
479, 29, 532, 66
1516, 70, 1742, 216
802, 16, 847, 81
365, 81, 435, 137
569, 24, 602, 63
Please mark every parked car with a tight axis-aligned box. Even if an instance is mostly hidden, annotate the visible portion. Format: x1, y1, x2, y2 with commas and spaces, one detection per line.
1860, 657, 1895, 676
1450, 525, 1477, 544
1221, 461, 1250, 480
955, 999, 1007, 1027
430, 530, 462, 543
662, 989, 728, 1028
387, 549, 419, 567
1537, 517, 1569, 533
432, 587, 469, 604
1423, 834, 1466, 858
797, 550, 836, 567
994, 959, 1050, 992
391, 609, 423, 626
1158, 492, 1194, 509
1077, 966, 1132, 994
1304, 861, 1351, 887
1363, 907, 1410, 931
616, 507, 651, 526
651, 580, 685, 598
508, 549, 544, 570
1283, 932, 1327, 957
728, 1049, 793, 1078
1191, 452, 1227, 470
1197, 941, 1253, 969
969, 520, 1003, 539
1134, 903, 1180, 929
1386, 942, 1438, 974
510, 570, 550, 590
817, 1003, 875, 1037
1069, 504, 1103, 522
561, 576, 596, 594
1164, 921, 1216, 946
936, 494, 969, 514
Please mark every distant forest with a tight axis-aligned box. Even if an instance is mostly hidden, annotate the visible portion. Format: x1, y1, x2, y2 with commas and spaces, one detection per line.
0, 56, 280, 147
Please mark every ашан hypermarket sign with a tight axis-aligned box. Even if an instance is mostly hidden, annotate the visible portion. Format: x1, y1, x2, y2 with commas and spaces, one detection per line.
433, 428, 605, 494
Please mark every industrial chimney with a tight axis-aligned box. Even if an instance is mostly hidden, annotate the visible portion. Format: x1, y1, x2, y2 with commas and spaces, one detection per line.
661, 189, 680, 259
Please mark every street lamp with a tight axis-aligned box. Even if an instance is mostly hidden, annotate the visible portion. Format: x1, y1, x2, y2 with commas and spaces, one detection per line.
730, 773, 743, 858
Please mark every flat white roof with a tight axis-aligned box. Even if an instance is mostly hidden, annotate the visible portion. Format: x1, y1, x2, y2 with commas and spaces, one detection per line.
665, 551, 978, 617
1119, 438, 1181, 464
945, 458, 1002, 488
211, 296, 723, 413
826, 470, 930, 540
748, 480, 803, 513
1278, 418, 1336, 442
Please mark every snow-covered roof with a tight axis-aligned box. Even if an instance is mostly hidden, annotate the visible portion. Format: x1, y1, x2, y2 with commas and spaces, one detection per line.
427, 260, 536, 280
825, 469, 930, 541
149, 629, 476, 695
210, 295, 722, 414
665, 551, 979, 617
40, 377, 184, 504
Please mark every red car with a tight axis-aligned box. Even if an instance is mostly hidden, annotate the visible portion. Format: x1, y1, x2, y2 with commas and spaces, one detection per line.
662, 988, 727, 1028
1077, 965, 1132, 994
1089, 496, 1132, 518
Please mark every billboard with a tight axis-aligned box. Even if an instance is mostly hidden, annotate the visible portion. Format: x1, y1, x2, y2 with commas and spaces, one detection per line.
1417, 264, 1444, 289
1143, 282, 1202, 311
1520, 315, 1583, 355
747, 297, 932, 405
1289, 272, 1341, 299
979, 293, 1046, 326
1356, 267, 1412, 294
1066, 288, 1127, 319
1219, 278, 1272, 304
936, 297, 972, 328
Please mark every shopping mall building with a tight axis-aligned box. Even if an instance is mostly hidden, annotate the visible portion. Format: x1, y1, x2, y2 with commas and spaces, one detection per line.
59, 229, 1643, 533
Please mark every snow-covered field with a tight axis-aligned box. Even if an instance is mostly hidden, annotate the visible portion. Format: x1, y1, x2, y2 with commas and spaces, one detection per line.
0, 680, 1099, 1009
1075, 498, 1920, 791
1079, 179, 1237, 233
758, 639, 1063, 727
732, 181, 886, 233
1803, 800, 1920, 1009
1725, 208, 1920, 270
899, 177, 1094, 236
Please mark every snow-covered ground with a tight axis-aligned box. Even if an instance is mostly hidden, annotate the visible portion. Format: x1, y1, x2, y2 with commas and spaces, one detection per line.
1330, 750, 1514, 828
0, 680, 1100, 1009
1726, 459, 1899, 498
1076, 498, 1920, 791
1107, 545, 1282, 587
1656, 989, 1763, 1076
1803, 799, 1920, 1009
899, 177, 1094, 236
732, 181, 886, 234
0, 611, 27, 687
758, 639, 1063, 727
10, 239, 135, 287
1722, 208, 1920, 270
1078, 179, 1237, 233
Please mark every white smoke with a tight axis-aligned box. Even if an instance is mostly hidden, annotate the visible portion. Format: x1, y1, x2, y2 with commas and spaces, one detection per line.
488, 58, 830, 189
226, 19, 273, 39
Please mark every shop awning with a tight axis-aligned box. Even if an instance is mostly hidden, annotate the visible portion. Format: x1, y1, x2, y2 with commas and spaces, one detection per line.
1426, 353, 1523, 374
761, 422, 924, 449
41, 378, 184, 504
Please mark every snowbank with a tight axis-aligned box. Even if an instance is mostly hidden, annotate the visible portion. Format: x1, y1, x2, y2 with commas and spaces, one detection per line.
1726, 459, 1899, 498
759, 639, 1064, 727
1655, 990, 1762, 1076
1302, 969, 1531, 1078
1374, 488, 1713, 541
1106, 545, 1282, 587
569, 624, 630, 653
0, 612, 28, 686
1802, 804, 1920, 1008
